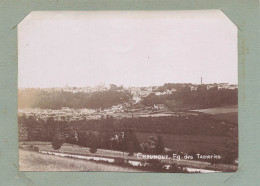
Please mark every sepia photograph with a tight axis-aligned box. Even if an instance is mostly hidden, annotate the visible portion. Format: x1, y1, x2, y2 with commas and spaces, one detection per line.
18, 10, 238, 173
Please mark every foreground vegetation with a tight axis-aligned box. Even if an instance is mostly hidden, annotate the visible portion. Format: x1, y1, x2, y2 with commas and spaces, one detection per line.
19, 143, 237, 172
19, 148, 190, 172
19, 111, 238, 165
19, 149, 143, 172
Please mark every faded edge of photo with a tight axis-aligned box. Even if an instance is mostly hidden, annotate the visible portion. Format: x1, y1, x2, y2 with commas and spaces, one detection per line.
18, 10, 238, 172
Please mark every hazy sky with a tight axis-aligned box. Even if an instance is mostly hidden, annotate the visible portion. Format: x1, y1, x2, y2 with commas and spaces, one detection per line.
18, 10, 237, 88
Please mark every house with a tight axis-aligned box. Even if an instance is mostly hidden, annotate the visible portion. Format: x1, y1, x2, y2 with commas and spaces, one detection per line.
80, 108, 96, 115
61, 107, 70, 112
153, 104, 165, 110
111, 105, 123, 111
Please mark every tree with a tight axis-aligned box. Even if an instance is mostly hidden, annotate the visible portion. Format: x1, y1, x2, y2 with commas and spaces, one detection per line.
223, 123, 238, 164
109, 84, 118, 90
18, 115, 29, 141
89, 131, 98, 154
66, 129, 78, 145
52, 133, 65, 150
89, 145, 97, 154
46, 117, 56, 141
155, 135, 165, 154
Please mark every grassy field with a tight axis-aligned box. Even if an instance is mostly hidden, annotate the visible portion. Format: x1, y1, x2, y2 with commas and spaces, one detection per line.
192, 105, 238, 115
20, 142, 141, 160
19, 149, 143, 172
135, 106, 238, 154
19, 143, 237, 172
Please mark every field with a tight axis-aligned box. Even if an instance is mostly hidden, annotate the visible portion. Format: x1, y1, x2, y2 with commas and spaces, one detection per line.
134, 105, 238, 154
19, 142, 238, 172
19, 149, 143, 172
192, 105, 238, 115
20, 142, 137, 159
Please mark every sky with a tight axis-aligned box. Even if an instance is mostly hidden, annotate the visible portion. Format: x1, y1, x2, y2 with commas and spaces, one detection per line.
18, 10, 237, 88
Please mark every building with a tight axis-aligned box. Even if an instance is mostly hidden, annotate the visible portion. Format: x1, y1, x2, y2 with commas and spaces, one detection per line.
153, 104, 165, 110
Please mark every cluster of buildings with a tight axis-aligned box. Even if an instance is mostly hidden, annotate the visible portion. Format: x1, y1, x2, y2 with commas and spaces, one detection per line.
20, 82, 237, 97
189, 83, 238, 91
39, 83, 108, 93
18, 107, 100, 121
18, 102, 137, 121
18, 102, 169, 122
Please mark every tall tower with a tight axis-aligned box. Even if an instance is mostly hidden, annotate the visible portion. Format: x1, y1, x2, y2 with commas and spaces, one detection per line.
201, 77, 203, 85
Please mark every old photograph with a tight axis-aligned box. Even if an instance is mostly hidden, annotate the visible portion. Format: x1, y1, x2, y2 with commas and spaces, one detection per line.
18, 10, 238, 172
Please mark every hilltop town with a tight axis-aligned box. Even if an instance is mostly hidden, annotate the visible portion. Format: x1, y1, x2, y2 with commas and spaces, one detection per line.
18, 83, 238, 122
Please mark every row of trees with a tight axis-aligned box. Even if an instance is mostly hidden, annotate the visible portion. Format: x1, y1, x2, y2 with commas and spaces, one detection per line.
142, 86, 238, 110
18, 89, 132, 109
19, 113, 232, 142
19, 115, 166, 156
52, 129, 166, 159
19, 113, 238, 164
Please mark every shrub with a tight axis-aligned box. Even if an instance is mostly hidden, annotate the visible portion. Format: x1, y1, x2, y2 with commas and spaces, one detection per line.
89, 146, 97, 154
52, 134, 65, 150
146, 159, 164, 170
